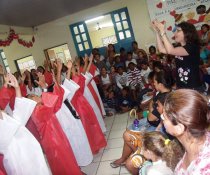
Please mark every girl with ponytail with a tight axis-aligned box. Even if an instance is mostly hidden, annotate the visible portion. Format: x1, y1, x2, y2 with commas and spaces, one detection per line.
140, 131, 184, 175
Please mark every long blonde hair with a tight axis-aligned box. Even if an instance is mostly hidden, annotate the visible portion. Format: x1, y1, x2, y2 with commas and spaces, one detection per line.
142, 131, 184, 170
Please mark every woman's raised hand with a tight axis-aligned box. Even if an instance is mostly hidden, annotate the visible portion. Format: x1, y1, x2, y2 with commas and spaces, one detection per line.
7, 73, 19, 89
153, 19, 165, 34
66, 60, 73, 70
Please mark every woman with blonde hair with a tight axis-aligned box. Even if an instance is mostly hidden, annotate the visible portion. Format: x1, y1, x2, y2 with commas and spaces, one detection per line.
140, 131, 184, 175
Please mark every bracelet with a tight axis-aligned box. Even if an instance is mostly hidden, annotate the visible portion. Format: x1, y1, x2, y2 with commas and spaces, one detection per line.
160, 32, 166, 37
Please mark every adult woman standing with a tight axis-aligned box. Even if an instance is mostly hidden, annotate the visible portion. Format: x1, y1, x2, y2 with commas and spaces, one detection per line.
152, 20, 203, 90
162, 89, 210, 175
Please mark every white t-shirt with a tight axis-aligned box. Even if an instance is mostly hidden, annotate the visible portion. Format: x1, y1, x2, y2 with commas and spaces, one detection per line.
146, 160, 173, 175
141, 67, 151, 84
126, 59, 137, 68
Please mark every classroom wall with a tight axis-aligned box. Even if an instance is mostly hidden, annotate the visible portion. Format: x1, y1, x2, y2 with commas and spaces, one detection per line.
0, 0, 155, 72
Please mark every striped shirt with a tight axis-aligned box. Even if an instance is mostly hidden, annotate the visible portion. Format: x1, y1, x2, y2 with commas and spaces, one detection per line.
127, 68, 142, 87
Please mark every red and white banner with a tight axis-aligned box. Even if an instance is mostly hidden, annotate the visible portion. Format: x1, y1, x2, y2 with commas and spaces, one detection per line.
146, 0, 210, 40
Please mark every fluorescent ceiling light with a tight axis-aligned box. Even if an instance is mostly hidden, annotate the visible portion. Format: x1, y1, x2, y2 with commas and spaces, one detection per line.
85, 16, 104, 23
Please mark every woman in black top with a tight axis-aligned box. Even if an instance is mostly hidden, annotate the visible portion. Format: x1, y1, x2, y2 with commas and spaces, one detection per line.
152, 20, 203, 90
110, 71, 173, 175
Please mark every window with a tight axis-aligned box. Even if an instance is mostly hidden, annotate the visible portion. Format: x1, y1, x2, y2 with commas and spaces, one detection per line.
0, 50, 10, 73
70, 22, 92, 56
70, 7, 135, 56
44, 43, 71, 64
86, 14, 117, 48
15, 55, 36, 74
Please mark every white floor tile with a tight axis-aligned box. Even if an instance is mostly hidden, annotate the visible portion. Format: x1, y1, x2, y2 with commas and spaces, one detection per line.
96, 160, 120, 175
120, 166, 131, 174
101, 147, 123, 161
81, 162, 99, 175
81, 113, 133, 175
93, 148, 104, 162
114, 116, 128, 122
111, 123, 127, 131
109, 129, 125, 139
105, 138, 124, 149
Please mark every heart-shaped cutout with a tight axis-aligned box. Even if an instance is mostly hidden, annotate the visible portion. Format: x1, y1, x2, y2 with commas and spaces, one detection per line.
160, 20, 165, 24
167, 26, 172, 31
156, 2, 162, 8
170, 10, 176, 16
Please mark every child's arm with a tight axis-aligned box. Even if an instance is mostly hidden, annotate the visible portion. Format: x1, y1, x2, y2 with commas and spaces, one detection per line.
155, 121, 163, 131
8, 74, 37, 125
66, 60, 72, 80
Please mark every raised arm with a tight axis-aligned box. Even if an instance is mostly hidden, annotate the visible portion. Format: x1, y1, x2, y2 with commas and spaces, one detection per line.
86, 54, 93, 73
66, 60, 72, 80
25, 70, 32, 91
7, 73, 21, 98
152, 20, 188, 56
82, 55, 89, 74
54, 59, 63, 85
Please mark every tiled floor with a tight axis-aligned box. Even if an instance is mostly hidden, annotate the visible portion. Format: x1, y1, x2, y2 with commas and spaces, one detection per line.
81, 112, 133, 175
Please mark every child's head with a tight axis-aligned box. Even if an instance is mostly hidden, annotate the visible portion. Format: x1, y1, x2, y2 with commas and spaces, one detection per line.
108, 44, 115, 52
101, 67, 107, 76
94, 53, 100, 62
108, 90, 115, 98
115, 55, 121, 63
142, 131, 184, 171
132, 41, 138, 50
127, 52, 132, 60
122, 87, 129, 97
128, 62, 135, 71
149, 45, 156, 55
140, 61, 148, 70
120, 47, 126, 55
137, 50, 144, 58
117, 66, 124, 75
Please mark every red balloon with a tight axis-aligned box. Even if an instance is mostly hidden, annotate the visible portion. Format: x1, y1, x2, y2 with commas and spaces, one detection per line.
13, 34, 19, 39
29, 41, 33, 47
6, 40, 10, 46
18, 39, 23, 44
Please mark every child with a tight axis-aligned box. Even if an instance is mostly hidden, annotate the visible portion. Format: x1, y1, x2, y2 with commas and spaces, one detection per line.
118, 87, 133, 113
126, 62, 142, 101
0, 73, 51, 175
140, 131, 184, 175
140, 61, 152, 85
115, 66, 128, 90
100, 67, 112, 91
103, 88, 117, 116
125, 52, 137, 69
148, 45, 157, 61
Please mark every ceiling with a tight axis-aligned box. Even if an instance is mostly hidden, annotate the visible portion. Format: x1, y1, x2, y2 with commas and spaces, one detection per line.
0, 0, 113, 27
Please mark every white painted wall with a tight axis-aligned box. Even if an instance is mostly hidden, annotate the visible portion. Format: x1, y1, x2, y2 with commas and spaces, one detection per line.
0, 0, 155, 72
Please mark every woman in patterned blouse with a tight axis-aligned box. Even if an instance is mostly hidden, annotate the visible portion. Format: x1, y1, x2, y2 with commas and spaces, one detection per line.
162, 89, 210, 175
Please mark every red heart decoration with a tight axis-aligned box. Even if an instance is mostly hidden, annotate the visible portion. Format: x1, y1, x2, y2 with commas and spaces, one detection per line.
160, 20, 165, 24
170, 10, 176, 16
167, 26, 172, 31
156, 2, 162, 8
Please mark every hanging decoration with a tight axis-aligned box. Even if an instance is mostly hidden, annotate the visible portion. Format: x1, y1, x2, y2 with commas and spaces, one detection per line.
0, 28, 35, 48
